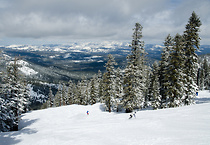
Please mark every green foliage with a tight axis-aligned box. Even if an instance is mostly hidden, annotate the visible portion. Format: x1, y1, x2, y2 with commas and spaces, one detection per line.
122, 23, 147, 112
183, 11, 202, 105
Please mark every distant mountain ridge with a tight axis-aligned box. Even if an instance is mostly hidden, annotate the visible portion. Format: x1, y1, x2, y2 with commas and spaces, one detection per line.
1, 42, 209, 110
1, 42, 209, 83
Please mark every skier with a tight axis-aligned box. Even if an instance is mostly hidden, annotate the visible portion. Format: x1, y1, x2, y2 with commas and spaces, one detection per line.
87, 111, 89, 115
129, 114, 133, 119
133, 112, 136, 118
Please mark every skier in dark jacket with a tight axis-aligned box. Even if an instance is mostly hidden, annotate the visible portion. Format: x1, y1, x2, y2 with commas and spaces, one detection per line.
129, 114, 133, 119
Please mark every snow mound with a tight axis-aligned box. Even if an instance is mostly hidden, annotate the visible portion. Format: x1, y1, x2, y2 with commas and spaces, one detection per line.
0, 92, 210, 145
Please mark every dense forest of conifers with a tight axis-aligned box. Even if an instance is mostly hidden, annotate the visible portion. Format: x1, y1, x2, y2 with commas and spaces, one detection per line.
1, 12, 209, 132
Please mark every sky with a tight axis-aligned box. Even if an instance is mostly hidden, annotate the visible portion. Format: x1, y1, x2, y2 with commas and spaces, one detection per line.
0, 0, 210, 45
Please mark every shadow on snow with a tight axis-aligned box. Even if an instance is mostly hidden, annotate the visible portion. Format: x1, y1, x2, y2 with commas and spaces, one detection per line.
0, 118, 38, 145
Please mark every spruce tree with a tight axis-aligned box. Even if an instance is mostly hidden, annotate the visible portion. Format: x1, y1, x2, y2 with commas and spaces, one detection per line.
149, 61, 161, 109
89, 77, 97, 105
97, 70, 104, 102
123, 23, 146, 112
103, 54, 117, 112
114, 67, 123, 112
54, 83, 62, 107
67, 80, 75, 105
183, 11, 202, 105
167, 34, 185, 107
80, 76, 88, 105
159, 34, 173, 107
203, 58, 210, 90
1, 57, 30, 131
48, 87, 54, 107
0, 96, 15, 132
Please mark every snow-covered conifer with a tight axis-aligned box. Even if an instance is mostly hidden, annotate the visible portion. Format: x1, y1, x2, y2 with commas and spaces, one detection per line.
114, 67, 123, 112
183, 11, 202, 105
97, 70, 104, 102
1, 57, 30, 131
159, 34, 173, 107
103, 54, 117, 112
90, 76, 97, 105
54, 83, 62, 107
149, 61, 161, 109
67, 80, 76, 105
122, 23, 147, 112
48, 87, 54, 107
167, 34, 186, 107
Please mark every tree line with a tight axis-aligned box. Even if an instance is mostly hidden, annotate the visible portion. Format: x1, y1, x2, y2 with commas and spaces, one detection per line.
44, 12, 209, 112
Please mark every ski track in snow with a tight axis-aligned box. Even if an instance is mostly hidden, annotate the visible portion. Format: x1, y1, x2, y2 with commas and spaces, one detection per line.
0, 90, 210, 145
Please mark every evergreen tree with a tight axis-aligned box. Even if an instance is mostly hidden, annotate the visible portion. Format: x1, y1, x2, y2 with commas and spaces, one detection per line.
54, 83, 62, 107
144, 66, 152, 107
75, 81, 82, 105
1, 57, 30, 131
122, 23, 146, 113
61, 83, 67, 106
149, 61, 161, 110
67, 80, 75, 105
103, 54, 117, 112
48, 87, 54, 107
21, 81, 31, 113
89, 76, 97, 105
97, 70, 104, 102
114, 67, 123, 112
183, 11, 202, 105
159, 34, 173, 107
80, 76, 88, 105
167, 34, 186, 107
203, 58, 210, 90
0, 96, 15, 132
198, 57, 210, 90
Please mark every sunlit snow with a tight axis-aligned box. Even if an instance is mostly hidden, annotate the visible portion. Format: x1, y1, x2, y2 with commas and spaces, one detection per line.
0, 91, 210, 145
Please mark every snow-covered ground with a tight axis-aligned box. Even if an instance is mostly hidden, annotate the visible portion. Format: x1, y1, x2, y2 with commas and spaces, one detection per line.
0, 91, 210, 145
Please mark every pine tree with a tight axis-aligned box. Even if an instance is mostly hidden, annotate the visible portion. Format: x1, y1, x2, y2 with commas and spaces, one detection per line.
0, 96, 15, 132
67, 80, 75, 105
144, 66, 152, 107
75, 81, 81, 105
183, 11, 202, 105
122, 23, 147, 113
1, 57, 30, 131
79, 76, 88, 105
54, 83, 62, 107
159, 34, 173, 107
48, 87, 54, 107
89, 76, 97, 105
149, 61, 161, 109
114, 67, 123, 112
103, 54, 117, 112
61, 83, 67, 106
167, 34, 186, 107
97, 70, 104, 102
203, 58, 210, 90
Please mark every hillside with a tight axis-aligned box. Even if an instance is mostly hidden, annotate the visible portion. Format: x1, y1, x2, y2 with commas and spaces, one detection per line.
0, 90, 210, 145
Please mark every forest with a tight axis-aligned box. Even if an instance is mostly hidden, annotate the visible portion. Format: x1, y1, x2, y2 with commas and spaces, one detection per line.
0, 12, 209, 132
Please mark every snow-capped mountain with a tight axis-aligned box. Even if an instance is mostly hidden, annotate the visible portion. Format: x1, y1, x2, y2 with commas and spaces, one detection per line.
1, 41, 209, 83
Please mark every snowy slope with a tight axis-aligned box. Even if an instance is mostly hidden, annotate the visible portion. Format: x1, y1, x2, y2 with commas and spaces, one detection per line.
0, 91, 210, 145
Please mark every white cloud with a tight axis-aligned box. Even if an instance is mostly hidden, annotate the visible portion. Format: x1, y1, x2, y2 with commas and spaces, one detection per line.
0, 0, 209, 44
